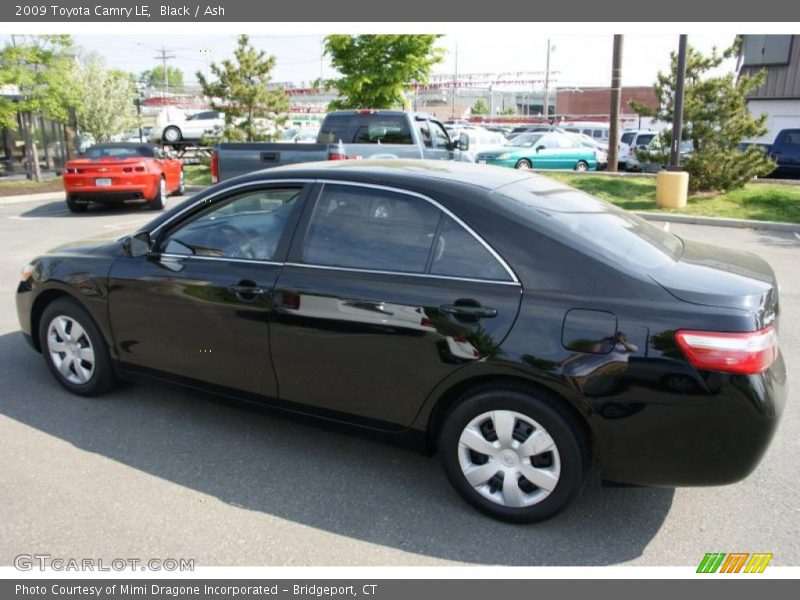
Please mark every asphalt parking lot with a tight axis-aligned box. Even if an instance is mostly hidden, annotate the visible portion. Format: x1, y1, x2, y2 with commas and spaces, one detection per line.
0, 193, 798, 567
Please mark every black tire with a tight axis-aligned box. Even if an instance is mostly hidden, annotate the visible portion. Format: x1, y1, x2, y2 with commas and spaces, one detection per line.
149, 177, 167, 210
66, 196, 88, 213
38, 297, 116, 396
440, 383, 589, 523
175, 169, 186, 196
162, 126, 182, 144
514, 159, 532, 170
575, 160, 589, 172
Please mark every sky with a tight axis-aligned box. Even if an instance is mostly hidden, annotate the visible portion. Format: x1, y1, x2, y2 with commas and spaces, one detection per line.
0, 32, 739, 89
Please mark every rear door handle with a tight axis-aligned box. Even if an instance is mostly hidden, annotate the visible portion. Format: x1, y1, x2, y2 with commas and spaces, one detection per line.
440, 304, 497, 319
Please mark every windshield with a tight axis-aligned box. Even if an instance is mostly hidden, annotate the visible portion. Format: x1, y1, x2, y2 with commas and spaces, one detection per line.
507, 133, 543, 148
492, 177, 684, 272
85, 145, 154, 159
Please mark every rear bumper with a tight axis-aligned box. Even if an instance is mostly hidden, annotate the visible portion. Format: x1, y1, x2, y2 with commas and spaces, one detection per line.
65, 175, 159, 202
595, 353, 786, 486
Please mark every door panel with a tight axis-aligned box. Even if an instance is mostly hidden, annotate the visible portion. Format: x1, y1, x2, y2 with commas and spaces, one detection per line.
270, 267, 522, 426
108, 256, 280, 396
107, 183, 308, 397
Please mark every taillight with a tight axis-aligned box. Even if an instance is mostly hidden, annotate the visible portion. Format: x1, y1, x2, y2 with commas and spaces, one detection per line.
210, 151, 219, 184
674, 326, 778, 375
328, 151, 348, 160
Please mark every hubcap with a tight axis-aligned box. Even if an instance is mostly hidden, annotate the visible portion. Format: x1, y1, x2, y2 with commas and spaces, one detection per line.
517, 162, 530, 170
160, 179, 166, 199
47, 316, 95, 385
457, 410, 561, 508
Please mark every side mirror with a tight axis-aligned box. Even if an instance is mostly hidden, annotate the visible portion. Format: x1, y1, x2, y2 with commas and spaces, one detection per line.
536, 145, 545, 152
123, 231, 153, 258
456, 132, 469, 151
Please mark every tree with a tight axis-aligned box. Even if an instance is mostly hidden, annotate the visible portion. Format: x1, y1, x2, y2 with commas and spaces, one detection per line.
471, 98, 489, 115
0, 35, 79, 181
197, 35, 289, 142
322, 35, 444, 110
500, 106, 517, 116
75, 56, 138, 142
630, 39, 775, 192
140, 65, 184, 91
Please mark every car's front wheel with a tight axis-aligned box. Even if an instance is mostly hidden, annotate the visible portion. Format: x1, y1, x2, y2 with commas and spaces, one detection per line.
440, 384, 589, 523
162, 126, 182, 143
39, 297, 115, 396
514, 159, 532, 170
175, 169, 186, 196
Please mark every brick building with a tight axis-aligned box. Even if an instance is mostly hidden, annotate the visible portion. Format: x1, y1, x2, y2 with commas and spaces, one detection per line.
555, 86, 658, 119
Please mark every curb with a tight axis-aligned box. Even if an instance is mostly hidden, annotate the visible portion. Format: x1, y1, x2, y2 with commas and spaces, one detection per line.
0, 191, 64, 206
634, 211, 800, 233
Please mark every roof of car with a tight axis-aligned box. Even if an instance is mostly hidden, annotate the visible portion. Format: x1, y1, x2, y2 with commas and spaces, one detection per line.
235, 159, 535, 192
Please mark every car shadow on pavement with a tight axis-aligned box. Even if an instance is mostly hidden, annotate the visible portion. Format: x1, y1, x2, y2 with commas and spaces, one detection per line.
0, 331, 674, 566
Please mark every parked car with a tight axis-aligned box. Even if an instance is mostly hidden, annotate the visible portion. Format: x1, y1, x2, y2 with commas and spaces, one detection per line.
212, 110, 471, 182
742, 129, 800, 178
62, 143, 184, 212
459, 127, 508, 161
483, 125, 512, 138
566, 132, 608, 170
620, 130, 657, 171
159, 110, 225, 144
17, 160, 784, 523
287, 128, 320, 144
475, 132, 598, 171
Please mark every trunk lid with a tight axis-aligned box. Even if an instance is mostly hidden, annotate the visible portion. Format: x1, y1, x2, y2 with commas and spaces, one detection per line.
650, 238, 778, 323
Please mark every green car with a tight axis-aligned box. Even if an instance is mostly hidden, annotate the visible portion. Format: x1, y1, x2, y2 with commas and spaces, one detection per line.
474, 132, 598, 171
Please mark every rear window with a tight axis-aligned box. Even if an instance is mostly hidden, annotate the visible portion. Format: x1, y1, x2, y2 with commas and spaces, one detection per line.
492, 177, 683, 271
620, 132, 635, 145
85, 145, 154, 159
318, 114, 414, 144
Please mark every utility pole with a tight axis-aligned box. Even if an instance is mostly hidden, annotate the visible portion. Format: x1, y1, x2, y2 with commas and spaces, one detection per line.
669, 34, 688, 169
200, 48, 212, 81
543, 39, 552, 123
154, 46, 176, 96
608, 35, 624, 172
452, 42, 458, 119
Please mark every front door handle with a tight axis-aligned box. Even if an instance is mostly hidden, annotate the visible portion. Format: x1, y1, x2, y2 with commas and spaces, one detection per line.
441, 304, 497, 319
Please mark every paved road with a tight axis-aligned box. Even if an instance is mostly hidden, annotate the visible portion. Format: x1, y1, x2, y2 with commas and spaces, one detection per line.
0, 196, 798, 566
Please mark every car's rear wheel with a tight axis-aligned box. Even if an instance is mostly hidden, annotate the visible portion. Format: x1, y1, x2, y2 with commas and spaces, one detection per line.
175, 169, 186, 196
575, 160, 589, 172
440, 384, 589, 523
66, 196, 88, 213
515, 159, 532, 170
162, 126, 182, 143
39, 298, 115, 396
149, 177, 167, 210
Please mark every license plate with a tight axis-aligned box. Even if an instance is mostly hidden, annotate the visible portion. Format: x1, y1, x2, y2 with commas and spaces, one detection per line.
95, 178, 112, 187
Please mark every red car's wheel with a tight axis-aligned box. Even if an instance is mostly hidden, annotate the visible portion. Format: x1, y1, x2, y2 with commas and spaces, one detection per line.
148, 177, 167, 210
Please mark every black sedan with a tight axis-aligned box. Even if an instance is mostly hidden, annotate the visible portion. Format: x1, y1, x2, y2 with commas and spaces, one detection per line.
16, 160, 785, 523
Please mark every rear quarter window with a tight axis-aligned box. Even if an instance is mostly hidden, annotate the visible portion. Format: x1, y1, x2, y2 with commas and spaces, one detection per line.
492, 177, 684, 272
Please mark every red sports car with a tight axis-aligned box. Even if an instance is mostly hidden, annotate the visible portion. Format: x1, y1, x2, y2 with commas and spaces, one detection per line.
63, 143, 185, 212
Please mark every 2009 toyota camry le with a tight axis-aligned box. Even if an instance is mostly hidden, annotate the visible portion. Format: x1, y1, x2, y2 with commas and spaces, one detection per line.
16, 160, 785, 523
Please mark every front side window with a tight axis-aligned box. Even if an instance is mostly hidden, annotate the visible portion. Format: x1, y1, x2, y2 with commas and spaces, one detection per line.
417, 121, 433, 148
161, 187, 301, 260
430, 122, 451, 148
303, 185, 439, 273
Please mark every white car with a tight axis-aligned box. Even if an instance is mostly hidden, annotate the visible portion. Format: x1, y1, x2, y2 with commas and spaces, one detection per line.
619, 130, 657, 171
461, 127, 508, 162
160, 111, 225, 144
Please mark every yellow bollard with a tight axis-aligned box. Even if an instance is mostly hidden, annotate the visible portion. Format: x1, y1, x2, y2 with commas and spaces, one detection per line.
655, 170, 689, 209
